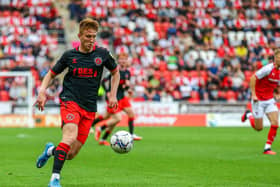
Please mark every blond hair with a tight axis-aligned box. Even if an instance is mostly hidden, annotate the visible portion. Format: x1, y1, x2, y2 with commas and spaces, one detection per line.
79, 18, 99, 34
275, 48, 280, 55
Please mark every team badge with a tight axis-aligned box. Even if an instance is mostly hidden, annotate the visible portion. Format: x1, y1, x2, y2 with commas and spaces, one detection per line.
94, 57, 103, 66
66, 113, 75, 121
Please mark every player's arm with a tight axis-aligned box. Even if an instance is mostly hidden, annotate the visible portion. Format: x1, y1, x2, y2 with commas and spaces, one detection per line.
36, 71, 56, 111
35, 51, 67, 111
250, 75, 257, 102
122, 79, 130, 89
251, 63, 273, 102
101, 75, 111, 92
108, 69, 120, 108
123, 71, 131, 90
104, 50, 120, 108
124, 79, 134, 97
274, 86, 280, 101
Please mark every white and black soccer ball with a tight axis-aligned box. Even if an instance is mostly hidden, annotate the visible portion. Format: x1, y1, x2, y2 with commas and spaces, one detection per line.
110, 130, 134, 154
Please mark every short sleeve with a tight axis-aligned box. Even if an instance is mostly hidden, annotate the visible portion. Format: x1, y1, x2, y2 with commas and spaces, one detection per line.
51, 52, 68, 75
127, 71, 131, 80
104, 50, 118, 73
255, 63, 273, 79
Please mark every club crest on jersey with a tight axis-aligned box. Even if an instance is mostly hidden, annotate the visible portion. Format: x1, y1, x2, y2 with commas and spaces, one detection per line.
94, 57, 102, 66
66, 113, 75, 121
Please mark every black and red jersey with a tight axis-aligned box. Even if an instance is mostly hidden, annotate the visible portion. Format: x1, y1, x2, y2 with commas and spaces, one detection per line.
51, 46, 118, 112
103, 69, 131, 101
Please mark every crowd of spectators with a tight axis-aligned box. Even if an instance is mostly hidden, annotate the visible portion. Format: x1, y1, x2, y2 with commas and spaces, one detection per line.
1, 0, 280, 104
76, 0, 279, 103
0, 0, 65, 103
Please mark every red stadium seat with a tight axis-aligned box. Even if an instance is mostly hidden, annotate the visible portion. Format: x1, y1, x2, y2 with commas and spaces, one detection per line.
199, 71, 208, 82
190, 70, 198, 77
159, 61, 167, 71
226, 90, 237, 101
188, 91, 200, 103
0, 90, 10, 101
244, 71, 253, 82
133, 97, 145, 102
171, 70, 180, 77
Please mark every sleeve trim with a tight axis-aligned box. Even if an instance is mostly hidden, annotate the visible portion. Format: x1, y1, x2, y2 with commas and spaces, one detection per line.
50, 69, 57, 75
110, 66, 119, 73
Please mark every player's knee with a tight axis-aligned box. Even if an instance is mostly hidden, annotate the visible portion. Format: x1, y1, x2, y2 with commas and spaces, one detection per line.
271, 120, 279, 126
63, 137, 76, 145
255, 126, 263, 131
103, 115, 110, 120
128, 113, 135, 119
107, 125, 115, 131
116, 117, 121, 123
114, 115, 121, 123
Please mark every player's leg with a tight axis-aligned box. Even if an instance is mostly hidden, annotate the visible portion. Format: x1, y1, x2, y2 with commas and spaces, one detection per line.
67, 139, 83, 160
243, 101, 265, 130
98, 101, 121, 142
36, 104, 77, 171
123, 107, 142, 140
241, 110, 255, 128
48, 101, 81, 187
51, 123, 77, 181
91, 112, 110, 128
94, 101, 119, 139
66, 132, 88, 160
99, 113, 121, 146
68, 110, 96, 157
264, 101, 279, 155
94, 112, 111, 140
121, 97, 142, 140
123, 107, 134, 134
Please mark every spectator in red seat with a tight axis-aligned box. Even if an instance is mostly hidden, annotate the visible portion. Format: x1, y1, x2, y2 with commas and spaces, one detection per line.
143, 84, 161, 101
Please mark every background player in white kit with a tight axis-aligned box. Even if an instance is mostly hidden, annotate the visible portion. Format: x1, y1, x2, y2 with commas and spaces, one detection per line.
241, 49, 280, 155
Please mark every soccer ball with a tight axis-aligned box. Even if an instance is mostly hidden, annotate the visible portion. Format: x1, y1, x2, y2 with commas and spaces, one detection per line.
110, 130, 134, 154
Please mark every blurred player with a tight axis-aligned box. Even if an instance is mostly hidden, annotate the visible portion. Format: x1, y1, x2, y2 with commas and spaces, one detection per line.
241, 49, 280, 155
35, 18, 120, 187
91, 53, 142, 146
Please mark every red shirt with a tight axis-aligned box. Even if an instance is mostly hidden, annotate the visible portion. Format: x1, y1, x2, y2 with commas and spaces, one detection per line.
255, 63, 280, 100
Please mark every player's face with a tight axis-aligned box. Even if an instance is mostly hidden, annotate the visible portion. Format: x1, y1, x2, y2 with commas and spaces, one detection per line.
78, 28, 97, 52
118, 57, 128, 68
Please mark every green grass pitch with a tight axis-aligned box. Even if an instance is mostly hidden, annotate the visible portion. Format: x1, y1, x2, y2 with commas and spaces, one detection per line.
0, 127, 279, 187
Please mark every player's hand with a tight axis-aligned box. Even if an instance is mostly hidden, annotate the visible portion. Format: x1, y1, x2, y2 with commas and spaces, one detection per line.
127, 88, 133, 97
34, 90, 47, 111
275, 94, 280, 101
108, 93, 118, 110
251, 95, 258, 103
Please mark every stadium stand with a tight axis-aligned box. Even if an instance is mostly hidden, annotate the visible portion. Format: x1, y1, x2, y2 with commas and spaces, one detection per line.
75, 0, 279, 102
1, 0, 279, 103
0, 0, 65, 102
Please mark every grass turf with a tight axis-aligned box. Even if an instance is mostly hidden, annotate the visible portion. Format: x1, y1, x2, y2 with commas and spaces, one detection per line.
0, 127, 279, 187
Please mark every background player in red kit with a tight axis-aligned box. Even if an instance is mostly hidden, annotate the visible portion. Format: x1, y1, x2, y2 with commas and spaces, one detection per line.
91, 53, 142, 146
35, 18, 120, 187
241, 49, 280, 155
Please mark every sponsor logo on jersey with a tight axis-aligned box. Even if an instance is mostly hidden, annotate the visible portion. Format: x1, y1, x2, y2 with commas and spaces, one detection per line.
73, 68, 97, 78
